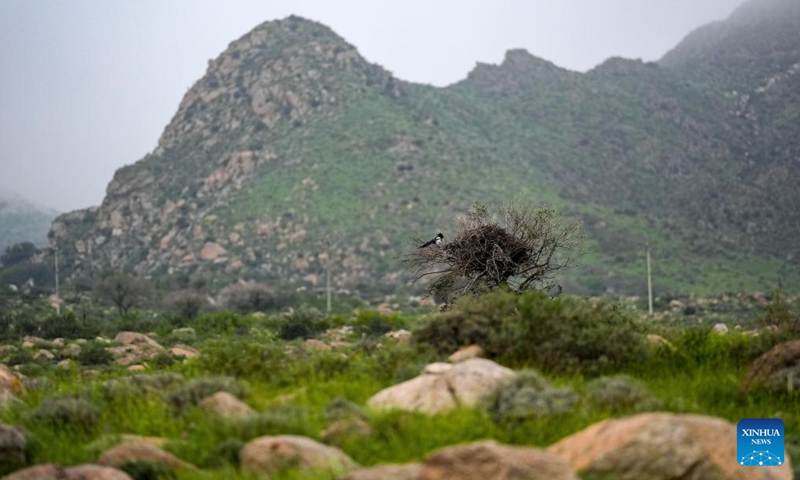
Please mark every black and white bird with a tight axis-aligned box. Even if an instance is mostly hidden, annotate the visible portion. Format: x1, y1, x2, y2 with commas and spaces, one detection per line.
419, 233, 444, 249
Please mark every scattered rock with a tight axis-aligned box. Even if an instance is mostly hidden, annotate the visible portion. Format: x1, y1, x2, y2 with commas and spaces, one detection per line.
113, 332, 165, 352
549, 413, 791, 480
341, 463, 422, 480
712, 323, 729, 334
169, 345, 198, 359
61, 344, 82, 359
170, 327, 196, 338
0, 364, 25, 398
367, 359, 514, 414
420, 440, 578, 480
127, 365, 146, 372
304, 339, 331, 351
97, 443, 196, 470
0, 345, 17, 357
65, 464, 134, 480
240, 435, 358, 476
646, 334, 676, 351
33, 349, 55, 361
52, 339, 65, 349
2, 463, 64, 480
57, 359, 73, 370
0, 422, 26, 470
448, 345, 484, 363
200, 242, 227, 261
199, 391, 256, 419
385, 330, 412, 341
22, 336, 47, 349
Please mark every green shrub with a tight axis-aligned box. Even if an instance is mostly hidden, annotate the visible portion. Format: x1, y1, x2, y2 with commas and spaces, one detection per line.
168, 376, 248, 408
5, 349, 34, 366
187, 311, 253, 336
37, 311, 100, 339
350, 310, 407, 337
585, 375, 659, 413
324, 397, 368, 422
102, 373, 186, 400
77, 342, 114, 366
151, 352, 175, 368
275, 306, 329, 340
414, 289, 647, 374
31, 397, 99, 431
481, 371, 578, 424
119, 461, 177, 480
202, 438, 245, 468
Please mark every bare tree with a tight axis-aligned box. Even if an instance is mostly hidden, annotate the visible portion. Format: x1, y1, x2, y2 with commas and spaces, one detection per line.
93, 274, 152, 316
404, 202, 582, 305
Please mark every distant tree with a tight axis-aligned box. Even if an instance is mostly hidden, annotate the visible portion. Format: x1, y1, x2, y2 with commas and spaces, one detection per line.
404, 202, 583, 306
165, 289, 210, 319
93, 274, 152, 316
0, 242, 38, 268
217, 281, 296, 313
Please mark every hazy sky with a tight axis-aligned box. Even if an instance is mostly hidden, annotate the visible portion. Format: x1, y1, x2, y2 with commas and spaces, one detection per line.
0, 0, 744, 212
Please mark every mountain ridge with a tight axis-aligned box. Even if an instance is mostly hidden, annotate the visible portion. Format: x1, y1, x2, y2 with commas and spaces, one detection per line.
46, 2, 800, 295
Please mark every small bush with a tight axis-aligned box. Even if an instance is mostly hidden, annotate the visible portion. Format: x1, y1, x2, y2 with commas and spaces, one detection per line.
324, 397, 368, 422
350, 310, 407, 337
77, 342, 114, 366
5, 349, 34, 366
102, 373, 186, 400
414, 289, 647, 374
151, 352, 175, 368
31, 397, 99, 431
168, 376, 248, 408
202, 438, 245, 468
585, 375, 658, 413
37, 311, 100, 339
217, 281, 297, 313
482, 371, 578, 424
119, 461, 177, 480
187, 311, 253, 336
275, 306, 328, 340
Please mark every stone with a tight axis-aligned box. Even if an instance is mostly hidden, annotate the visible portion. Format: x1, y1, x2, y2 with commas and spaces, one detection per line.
113, 332, 165, 352
33, 349, 55, 361
741, 340, 800, 393
22, 336, 47, 349
199, 391, 256, 419
52, 338, 65, 348
0, 345, 17, 356
367, 359, 514, 414
420, 440, 578, 480
61, 344, 82, 359
385, 330, 412, 341
2, 463, 64, 480
304, 339, 331, 351
240, 435, 358, 476
713, 323, 729, 334
0, 364, 25, 398
127, 365, 146, 372
200, 242, 227, 261
646, 334, 676, 351
97, 443, 196, 470
341, 464, 423, 480
169, 345, 199, 359
65, 464, 134, 480
548, 413, 791, 480
448, 345, 485, 363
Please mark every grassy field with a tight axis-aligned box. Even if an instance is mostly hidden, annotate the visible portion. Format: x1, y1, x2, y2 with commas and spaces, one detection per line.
0, 289, 799, 479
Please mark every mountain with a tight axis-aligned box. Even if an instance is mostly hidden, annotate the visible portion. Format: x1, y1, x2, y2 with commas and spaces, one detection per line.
48, 0, 800, 295
0, 191, 57, 250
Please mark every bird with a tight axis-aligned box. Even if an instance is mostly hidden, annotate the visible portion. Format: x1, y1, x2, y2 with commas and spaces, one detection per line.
419, 233, 443, 249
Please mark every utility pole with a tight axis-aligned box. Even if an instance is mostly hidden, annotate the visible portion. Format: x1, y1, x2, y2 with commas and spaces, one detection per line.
54, 245, 60, 315
325, 238, 332, 313
646, 244, 653, 316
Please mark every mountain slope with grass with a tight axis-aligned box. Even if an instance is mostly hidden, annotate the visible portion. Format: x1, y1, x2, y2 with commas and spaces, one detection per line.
48, 0, 800, 295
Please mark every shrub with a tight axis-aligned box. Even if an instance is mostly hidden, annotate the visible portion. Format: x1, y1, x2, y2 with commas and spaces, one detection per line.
118, 461, 177, 480
164, 289, 209, 320
31, 397, 98, 431
481, 371, 578, 424
217, 281, 297, 313
5, 349, 34, 366
324, 397, 368, 422
37, 311, 100, 339
187, 311, 253, 336
350, 310, 407, 337
414, 289, 647, 374
167, 376, 248, 408
102, 373, 186, 401
275, 306, 328, 340
151, 352, 175, 368
77, 342, 114, 366
585, 375, 658, 413
202, 438, 245, 468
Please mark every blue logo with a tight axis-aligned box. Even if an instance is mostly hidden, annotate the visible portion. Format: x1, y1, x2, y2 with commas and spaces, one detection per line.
737, 418, 784, 467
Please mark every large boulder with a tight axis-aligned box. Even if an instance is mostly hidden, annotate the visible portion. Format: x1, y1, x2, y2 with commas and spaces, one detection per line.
2, 463, 63, 480
113, 332, 165, 352
448, 345, 485, 363
97, 443, 195, 471
419, 440, 578, 480
741, 340, 800, 393
0, 364, 24, 397
367, 359, 514, 414
240, 435, 357, 476
199, 391, 256, 419
341, 463, 423, 480
548, 413, 791, 480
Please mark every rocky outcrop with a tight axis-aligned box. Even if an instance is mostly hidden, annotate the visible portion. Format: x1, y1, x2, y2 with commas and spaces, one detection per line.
341, 464, 422, 480
367, 359, 514, 414
2, 463, 133, 480
240, 435, 357, 476
549, 413, 791, 480
419, 440, 578, 480
448, 345, 484, 363
741, 340, 800, 393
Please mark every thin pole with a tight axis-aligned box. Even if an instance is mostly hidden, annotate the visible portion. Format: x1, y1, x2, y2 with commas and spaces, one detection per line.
325, 239, 332, 313
54, 245, 60, 315
647, 246, 653, 316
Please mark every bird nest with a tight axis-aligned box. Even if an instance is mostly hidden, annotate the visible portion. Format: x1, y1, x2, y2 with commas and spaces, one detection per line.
445, 224, 530, 282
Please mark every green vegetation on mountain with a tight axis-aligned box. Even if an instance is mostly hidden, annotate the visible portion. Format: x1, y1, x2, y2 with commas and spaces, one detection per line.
47, 0, 800, 295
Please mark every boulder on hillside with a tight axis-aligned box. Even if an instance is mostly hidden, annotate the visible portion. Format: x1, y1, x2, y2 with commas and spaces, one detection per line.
169, 345, 198, 359
65, 464, 134, 480
240, 435, 357, 476
2, 463, 63, 480
0, 364, 25, 399
340, 463, 422, 480
199, 391, 256, 419
113, 332, 165, 352
0, 422, 26, 472
97, 443, 195, 471
548, 413, 791, 480
419, 440, 578, 480
741, 340, 800, 393
367, 358, 514, 414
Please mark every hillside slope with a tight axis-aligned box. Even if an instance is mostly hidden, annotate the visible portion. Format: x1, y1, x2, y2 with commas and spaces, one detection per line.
0, 191, 57, 249
48, 1, 800, 295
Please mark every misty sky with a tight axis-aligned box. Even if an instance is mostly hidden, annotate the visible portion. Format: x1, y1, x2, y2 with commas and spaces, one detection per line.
0, 0, 744, 212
